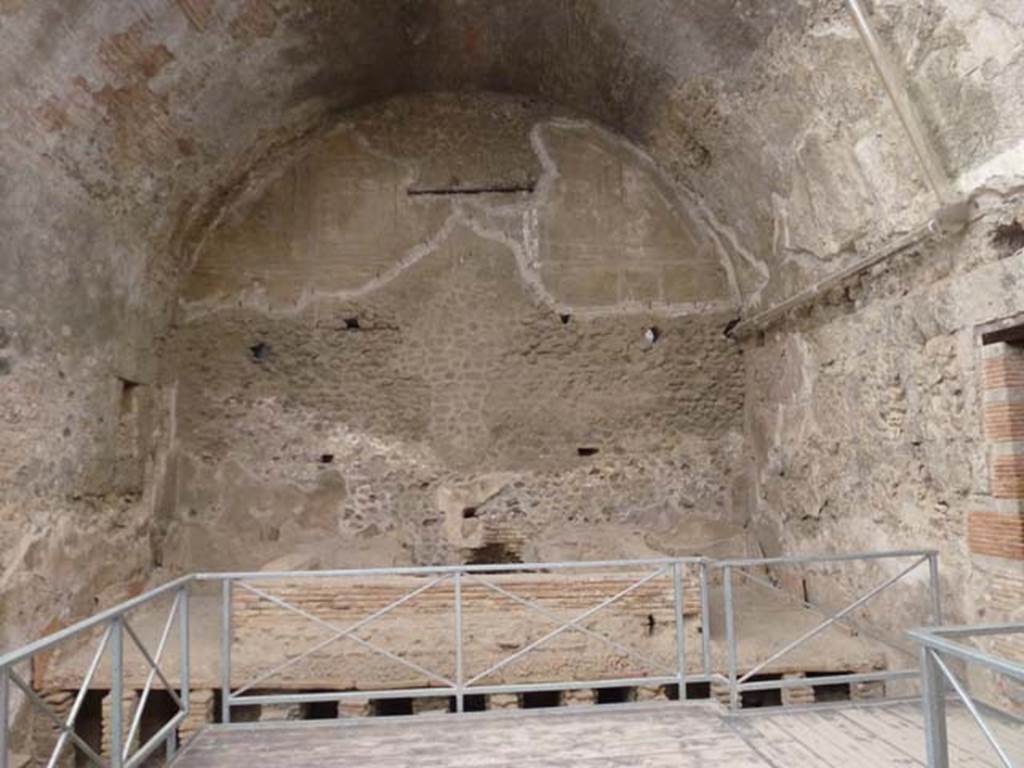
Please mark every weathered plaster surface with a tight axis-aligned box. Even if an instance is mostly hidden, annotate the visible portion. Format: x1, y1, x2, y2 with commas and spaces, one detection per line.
167, 95, 746, 574
744, 197, 1024, 634
0, 0, 1022, 718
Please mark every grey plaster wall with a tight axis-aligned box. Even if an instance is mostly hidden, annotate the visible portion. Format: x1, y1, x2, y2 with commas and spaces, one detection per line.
166, 94, 747, 574
0, 0, 1022, 678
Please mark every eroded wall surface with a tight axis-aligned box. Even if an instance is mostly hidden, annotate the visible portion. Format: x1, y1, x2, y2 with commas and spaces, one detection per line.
744, 197, 1024, 650
0, 142, 175, 658
166, 94, 747, 573
0, 0, 1022, 696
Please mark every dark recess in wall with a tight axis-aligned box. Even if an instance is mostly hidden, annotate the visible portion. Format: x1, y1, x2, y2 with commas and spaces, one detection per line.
466, 542, 522, 565
374, 698, 414, 717
595, 687, 634, 704
992, 220, 1024, 253
448, 695, 487, 712
521, 690, 562, 708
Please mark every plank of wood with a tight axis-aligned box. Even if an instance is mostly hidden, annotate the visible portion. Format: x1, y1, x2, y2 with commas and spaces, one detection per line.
759, 708, 921, 767
174, 708, 775, 768
880, 701, 1003, 768
944, 706, 1024, 765
728, 713, 823, 767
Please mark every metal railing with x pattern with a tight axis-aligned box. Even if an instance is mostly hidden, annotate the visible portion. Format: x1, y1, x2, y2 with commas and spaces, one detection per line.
910, 624, 1024, 768
1, 549, 970, 768
210, 558, 712, 719
717, 549, 943, 710
0, 577, 190, 768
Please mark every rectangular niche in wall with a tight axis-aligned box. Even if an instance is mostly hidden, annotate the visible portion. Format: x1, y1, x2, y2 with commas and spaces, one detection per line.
972, 315, 1024, 562
114, 376, 148, 496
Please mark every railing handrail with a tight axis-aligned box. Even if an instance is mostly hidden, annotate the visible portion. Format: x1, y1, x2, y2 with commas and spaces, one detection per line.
0, 549, 954, 768
0, 575, 194, 669
193, 556, 706, 581
0, 549, 942, 668
715, 548, 939, 568
909, 625, 1024, 682
911, 623, 1024, 768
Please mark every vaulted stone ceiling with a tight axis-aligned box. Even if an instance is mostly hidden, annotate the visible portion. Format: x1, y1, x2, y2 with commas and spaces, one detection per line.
0, 0, 1019, 308
0, 0, 949, 310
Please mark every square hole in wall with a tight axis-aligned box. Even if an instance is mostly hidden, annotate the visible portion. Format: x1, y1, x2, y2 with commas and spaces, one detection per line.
448, 695, 487, 713
521, 690, 562, 709
373, 698, 414, 717
806, 672, 852, 703
595, 687, 634, 704
740, 675, 783, 709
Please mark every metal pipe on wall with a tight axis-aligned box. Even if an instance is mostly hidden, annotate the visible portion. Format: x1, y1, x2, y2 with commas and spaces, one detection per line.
844, 0, 956, 207
730, 2, 979, 340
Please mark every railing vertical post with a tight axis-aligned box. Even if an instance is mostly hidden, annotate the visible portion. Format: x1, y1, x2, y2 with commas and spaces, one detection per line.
110, 617, 125, 768
723, 565, 739, 711
454, 572, 464, 714
0, 665, 9, 768
166, 731, 177, 764
221, 579, 232, 724
919, 646, 949, 768
927, 553, 943, 626
699, 560, 712, 676
672, 562, 687, 700
180, 584, 190, 717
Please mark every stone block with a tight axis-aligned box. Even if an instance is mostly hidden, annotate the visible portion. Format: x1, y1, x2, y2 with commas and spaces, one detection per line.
563, 689, 597, 706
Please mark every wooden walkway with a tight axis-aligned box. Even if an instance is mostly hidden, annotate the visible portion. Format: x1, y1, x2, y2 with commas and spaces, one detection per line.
173, 700, 1024, 767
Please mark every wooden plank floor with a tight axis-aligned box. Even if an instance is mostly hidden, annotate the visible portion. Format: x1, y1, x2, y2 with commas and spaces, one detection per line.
173, 701, 1024, 768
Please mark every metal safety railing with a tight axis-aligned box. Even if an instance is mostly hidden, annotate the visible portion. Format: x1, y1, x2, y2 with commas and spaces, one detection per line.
0, 577, 191, 768
718, 549, 942, 710
910, 624, 1024, 768
202, 557, 713, 721
0, 549, 947, 767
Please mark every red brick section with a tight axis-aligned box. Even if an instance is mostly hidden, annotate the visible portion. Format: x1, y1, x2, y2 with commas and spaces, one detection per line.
976, 344, 1024, 560
991, 455, 1024, 499
983, 402, 1024, 442
968, 511, 1024, 560
983, 354, 1024, 390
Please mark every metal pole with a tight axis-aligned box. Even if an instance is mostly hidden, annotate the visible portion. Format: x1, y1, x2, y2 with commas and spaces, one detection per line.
699, 560, 712, 676
672, 563, 687, 701
0, 665, 8, 768
180, 585, 190, 716
166, 731, 177, 763
454, 572, 464, 714
723, 566, 739, 711
927, 553, 943, 626
931, 651, 1014, 768
844, 0, 955, 206
110, 618, 124, 768
221, 579, 232, 724
919, 647, 950, 768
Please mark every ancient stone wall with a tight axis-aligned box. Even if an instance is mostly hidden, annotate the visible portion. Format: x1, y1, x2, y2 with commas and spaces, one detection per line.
0, 142, 173, 660
1, 1, 1023, 718
162, 94, 747, 573
742, 194, 1024, 655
